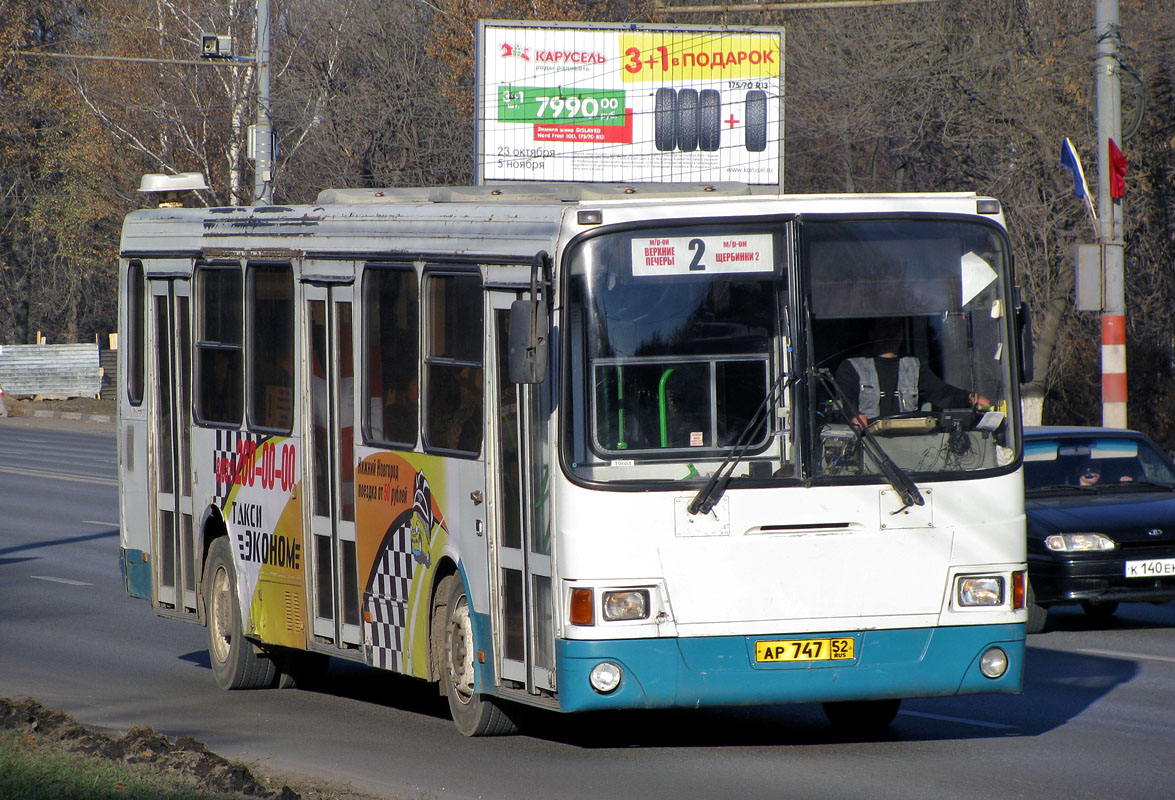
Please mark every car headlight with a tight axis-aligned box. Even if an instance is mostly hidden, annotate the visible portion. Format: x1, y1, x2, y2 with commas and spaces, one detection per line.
1044, 533, 1117, 552
602, 589, 650, 621
957, 576, 1004, 606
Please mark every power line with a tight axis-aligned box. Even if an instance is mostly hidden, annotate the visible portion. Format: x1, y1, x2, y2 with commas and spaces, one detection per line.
656, 0, 942, 12
8, 50, 251, 68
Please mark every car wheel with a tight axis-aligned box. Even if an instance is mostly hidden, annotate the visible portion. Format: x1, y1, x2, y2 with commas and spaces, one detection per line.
822, 699, 901, 733
435, 575, 517, 736
1025, 579, 1048, 634
1080, 599, 1119, 621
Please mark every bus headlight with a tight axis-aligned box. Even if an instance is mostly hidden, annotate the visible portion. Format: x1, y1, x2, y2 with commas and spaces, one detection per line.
589, 661, 623, 693
957, 576, 1004, 606
602, 589, 649, 621
979, 647, 1009, 679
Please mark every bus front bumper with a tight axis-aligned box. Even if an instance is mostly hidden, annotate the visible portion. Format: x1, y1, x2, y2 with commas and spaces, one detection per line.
555, 624, 1024, 713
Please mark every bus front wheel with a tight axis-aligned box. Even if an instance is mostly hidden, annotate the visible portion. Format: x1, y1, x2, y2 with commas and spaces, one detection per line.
435, 575, 517, 736
822, 699, 901, 733
1026, 579, 1048, 634
204, 536, 277, 690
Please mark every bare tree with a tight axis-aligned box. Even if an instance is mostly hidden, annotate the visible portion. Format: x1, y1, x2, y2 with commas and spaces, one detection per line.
67, 0, 260, 205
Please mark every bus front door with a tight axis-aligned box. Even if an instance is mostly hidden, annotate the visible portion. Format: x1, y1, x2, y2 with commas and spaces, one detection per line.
302, 283, 362, 650
488, 291, 555, 696
148, 277, 197, 616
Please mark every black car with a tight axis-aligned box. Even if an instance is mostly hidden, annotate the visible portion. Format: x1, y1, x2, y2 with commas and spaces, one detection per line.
1023, 426, 1175, 633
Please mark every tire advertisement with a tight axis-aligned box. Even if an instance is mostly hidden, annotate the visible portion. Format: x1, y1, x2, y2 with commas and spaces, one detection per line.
476, 21, 784, 186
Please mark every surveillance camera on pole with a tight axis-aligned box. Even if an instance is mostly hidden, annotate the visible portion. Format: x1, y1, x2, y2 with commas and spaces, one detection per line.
200, 34, 232, 59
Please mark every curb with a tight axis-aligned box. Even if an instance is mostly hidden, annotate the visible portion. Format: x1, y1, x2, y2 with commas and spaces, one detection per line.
23, 409, 114, 424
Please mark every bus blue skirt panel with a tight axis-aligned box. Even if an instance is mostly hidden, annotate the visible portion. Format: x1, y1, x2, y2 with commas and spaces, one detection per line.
120, 547, 152, 600
554, 624, 1024, 713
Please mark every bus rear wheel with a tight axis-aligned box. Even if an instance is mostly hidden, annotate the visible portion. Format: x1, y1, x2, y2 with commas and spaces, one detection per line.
822, 699, 901, 733
435, 575, 516, 736
204, 536, 277, 690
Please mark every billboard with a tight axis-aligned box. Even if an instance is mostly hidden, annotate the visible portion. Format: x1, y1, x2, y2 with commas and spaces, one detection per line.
475, 21, 784, 186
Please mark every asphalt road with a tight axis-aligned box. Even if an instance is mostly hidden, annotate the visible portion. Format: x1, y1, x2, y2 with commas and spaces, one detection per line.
2, 417, 1173, 799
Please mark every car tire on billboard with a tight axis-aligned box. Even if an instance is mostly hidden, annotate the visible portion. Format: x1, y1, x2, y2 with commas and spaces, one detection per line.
745, 90, 767, 152
655, 88, 677, 152
677, 89, 699, 152
699, 89, 721, 152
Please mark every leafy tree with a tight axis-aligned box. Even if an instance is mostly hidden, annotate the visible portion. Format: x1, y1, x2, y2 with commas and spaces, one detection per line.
0, 0, 118, 345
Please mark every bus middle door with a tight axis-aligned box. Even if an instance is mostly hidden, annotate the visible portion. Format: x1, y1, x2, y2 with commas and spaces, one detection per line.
302, 282, 362, 650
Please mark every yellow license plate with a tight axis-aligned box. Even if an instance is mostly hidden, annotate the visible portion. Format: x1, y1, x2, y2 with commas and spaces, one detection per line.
755, 637, 855, 663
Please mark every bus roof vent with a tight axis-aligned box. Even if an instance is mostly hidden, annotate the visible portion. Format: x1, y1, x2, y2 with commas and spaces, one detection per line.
138, 172, 209, 207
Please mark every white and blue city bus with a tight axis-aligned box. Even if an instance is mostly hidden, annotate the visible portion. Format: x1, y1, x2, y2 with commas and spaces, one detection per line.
118, 182, 1031, 735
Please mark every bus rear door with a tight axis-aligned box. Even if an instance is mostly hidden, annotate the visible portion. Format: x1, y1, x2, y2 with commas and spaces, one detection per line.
148, 277, 198, 617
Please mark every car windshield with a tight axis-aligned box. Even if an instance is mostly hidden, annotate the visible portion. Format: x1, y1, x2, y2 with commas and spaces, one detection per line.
1024, 435, 1175, 491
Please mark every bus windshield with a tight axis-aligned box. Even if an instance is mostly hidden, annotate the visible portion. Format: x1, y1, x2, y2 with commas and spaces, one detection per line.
564, 223, 787, 482
564, 217, 1017, 485
806, 218, 1017, 480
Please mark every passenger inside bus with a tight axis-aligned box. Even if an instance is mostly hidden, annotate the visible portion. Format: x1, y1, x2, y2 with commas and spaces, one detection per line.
834, 317, 991, 428
428, 365, 482, 453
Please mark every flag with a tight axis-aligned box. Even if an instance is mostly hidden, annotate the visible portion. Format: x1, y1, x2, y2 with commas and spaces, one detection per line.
1108, 137, 1127, 199
1060, 137, 1098, 229
1060, 137, 1092, 199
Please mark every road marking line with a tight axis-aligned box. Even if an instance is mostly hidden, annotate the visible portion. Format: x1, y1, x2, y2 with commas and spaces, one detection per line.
898, 710, 1016, 729
0, 465, 116, 487
30, 575, 93, 586
83, 521, 120, 528
1078, 648, 1175, 664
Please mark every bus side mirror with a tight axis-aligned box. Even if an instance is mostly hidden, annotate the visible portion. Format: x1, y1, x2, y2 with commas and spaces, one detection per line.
1017, 300, 1034, 384
508, 298, 548, 384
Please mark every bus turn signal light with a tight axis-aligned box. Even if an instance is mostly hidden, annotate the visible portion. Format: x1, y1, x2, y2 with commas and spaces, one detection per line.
570, 588, 594, 626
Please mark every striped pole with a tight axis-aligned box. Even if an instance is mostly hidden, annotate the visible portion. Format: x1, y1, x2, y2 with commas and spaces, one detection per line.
1096, 0, 1126, 429
1102, 312, 1127, 428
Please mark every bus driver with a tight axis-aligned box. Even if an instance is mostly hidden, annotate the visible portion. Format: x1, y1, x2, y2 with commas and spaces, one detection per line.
835, 317, 991, 428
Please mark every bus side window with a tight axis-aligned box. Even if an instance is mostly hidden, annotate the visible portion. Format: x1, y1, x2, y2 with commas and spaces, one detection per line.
363, 266, 419, 447
126, 260, 145, 406
195, 265, 243, 426
247, 262, 294, 433
423, 272, 483, 455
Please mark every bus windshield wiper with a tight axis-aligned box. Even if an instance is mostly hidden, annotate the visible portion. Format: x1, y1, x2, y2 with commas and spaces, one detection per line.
688, 369, 800, 516
812, 368, 924, 513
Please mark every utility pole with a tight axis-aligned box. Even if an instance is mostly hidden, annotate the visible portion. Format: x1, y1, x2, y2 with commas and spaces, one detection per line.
1096, 0, 1126, 428
251, 0, 274, 205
